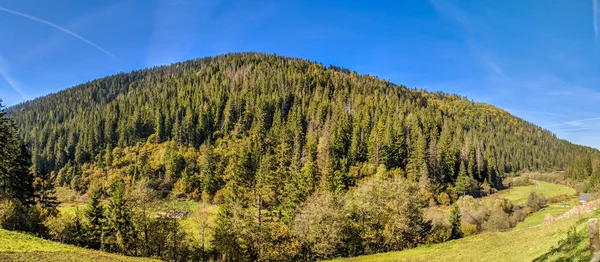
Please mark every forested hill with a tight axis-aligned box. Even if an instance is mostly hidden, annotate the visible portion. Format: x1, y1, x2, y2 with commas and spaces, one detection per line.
6, 52, 598, 200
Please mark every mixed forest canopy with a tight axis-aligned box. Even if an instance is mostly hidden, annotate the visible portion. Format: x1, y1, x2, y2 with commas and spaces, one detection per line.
4, 52, 600, 260
7, 53, 597, 195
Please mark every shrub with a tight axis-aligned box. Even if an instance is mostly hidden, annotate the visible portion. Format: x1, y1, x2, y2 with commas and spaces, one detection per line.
293, 192, 347, 259
508, 176, 533, 187
427, 225, 451, 244
483, 200, 512, 231
548, 194, 571, 204
0, 199, 46, 235
437, 192, 451, 206
461, 222, 478, 236
44, 212, 82, 244
457, 196, 488, 230
525, 192, 548, 211
345, 176, 431, 253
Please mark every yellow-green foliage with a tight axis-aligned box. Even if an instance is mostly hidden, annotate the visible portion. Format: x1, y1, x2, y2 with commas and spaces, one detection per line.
0, 228, 156, 261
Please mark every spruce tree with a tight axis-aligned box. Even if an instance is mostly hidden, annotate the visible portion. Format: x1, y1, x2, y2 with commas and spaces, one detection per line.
455, 162, 472, 196
449, 205, 462, 240
107, 180, 135, 254
85, 186, 105, 249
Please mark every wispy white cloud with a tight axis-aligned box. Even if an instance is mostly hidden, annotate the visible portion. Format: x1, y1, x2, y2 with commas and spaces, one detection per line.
545, 116, 600, 128
504, 108, 568, 118
0, 6, 117, 60
553, 127, 595, 132
430, 0, 506, 79
480, 55, 506, 78
15, 2, 125, 67
0, 56, 26, 100
594, 0, 599, 42
429, 0, 470, 29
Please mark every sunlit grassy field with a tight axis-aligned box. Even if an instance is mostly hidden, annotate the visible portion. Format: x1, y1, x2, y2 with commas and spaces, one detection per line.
330, 211, 594, 262
0, 229, 156, 262
56, 188, 220, 249
330, 178, 583, 262
498, 180, 576, 205
512, 199, 578, 230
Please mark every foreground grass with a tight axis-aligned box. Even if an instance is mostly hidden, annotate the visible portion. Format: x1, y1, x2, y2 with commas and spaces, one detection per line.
0, 229, 156, 262
498, 180, 576, 205
331, 212, 594, 262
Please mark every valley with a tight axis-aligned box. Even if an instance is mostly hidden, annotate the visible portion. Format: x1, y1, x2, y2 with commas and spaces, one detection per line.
1, 53, 599, 261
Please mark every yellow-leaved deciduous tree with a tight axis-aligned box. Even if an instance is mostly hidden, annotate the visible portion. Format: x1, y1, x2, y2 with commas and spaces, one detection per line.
293, 191, 346, 259
346, 174, 431, 254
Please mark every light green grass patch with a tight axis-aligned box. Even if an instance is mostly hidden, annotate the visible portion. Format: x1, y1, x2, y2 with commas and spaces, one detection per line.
179, 204, 219, 248
498, 180, 576, 205
56, 187, 87, 207
0, 229, 156, 261
513, 199, 578, 230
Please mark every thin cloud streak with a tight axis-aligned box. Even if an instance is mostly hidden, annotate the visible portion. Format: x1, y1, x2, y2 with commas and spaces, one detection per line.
545, 116, 600, 128
504, 108, 568, 118
595, 0, 599, 41
553, 127, 594, 132
0, 56, 26, 99
0, 6, 117, 60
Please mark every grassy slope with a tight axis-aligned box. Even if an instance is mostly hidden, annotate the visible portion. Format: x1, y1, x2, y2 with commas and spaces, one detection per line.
0, 229, 156, 262
331, 214, 592, 262
331, 179, 583, 262
512, 200, 577, 230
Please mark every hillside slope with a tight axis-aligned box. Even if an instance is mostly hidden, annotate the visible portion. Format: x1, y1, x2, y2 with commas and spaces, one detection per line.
331, 210, 594, 262
0, 229, 156, 262
5, 52, 600, 259
7, 53, 597, 190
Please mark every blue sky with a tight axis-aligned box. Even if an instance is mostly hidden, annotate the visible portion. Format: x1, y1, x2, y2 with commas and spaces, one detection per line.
0, 0, 599, 149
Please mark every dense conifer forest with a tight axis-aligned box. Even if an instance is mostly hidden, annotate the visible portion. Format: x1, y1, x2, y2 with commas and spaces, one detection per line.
3, 52, 600, 260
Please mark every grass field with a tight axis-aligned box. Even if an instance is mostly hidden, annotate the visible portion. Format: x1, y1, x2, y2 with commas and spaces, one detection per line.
56, 191, 220, 249
331, 178, 583, 262
331, 211, 594, 262
497, 180, 576, 205
0, 229, 156, 262
512, 199, 578, 230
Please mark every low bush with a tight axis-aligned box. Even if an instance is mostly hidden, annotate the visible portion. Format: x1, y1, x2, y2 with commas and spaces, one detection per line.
548, 194, 572, 204
0, 199, 46, 235
507, 176, 534, 187
461, 222, 478, 236
525, 192, 548, 211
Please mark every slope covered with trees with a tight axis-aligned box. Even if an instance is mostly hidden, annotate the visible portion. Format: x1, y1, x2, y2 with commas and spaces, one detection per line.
5, 52, 599, 260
